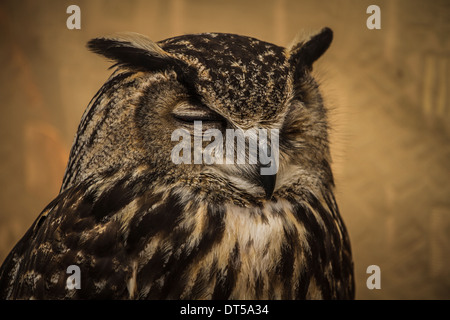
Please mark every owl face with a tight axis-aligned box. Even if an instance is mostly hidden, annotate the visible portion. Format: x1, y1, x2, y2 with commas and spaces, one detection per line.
64, 29, 334, 205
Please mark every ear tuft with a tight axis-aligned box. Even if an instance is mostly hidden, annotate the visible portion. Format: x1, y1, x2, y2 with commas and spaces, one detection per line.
289, 27, 333, 77
87, 33, 175, 72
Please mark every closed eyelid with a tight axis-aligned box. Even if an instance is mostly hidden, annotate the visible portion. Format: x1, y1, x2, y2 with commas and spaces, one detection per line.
171, 102, 223, 122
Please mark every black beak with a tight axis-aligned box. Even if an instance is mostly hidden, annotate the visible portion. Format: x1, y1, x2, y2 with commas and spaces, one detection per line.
259, 173, 277, 199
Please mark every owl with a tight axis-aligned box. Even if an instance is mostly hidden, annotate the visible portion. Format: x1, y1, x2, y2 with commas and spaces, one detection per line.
0, 27, 354, 299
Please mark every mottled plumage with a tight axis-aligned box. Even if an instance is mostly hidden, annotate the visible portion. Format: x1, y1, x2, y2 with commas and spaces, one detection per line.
0, 28, 354, 299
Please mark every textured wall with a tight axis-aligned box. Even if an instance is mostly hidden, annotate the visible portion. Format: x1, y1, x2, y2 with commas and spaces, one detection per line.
0, 0, 449, 299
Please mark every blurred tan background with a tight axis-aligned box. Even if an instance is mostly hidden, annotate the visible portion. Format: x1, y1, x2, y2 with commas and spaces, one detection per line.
0, 0, 449, 299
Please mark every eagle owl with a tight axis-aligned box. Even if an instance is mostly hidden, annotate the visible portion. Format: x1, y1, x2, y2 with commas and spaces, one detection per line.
0, 28, 354, 299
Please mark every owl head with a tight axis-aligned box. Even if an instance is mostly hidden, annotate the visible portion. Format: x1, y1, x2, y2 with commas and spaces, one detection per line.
62, 28, 334, 206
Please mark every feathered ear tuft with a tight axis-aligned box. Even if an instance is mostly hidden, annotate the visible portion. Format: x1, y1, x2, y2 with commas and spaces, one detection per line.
87, 32, 176, 72
288, 27, 333, 79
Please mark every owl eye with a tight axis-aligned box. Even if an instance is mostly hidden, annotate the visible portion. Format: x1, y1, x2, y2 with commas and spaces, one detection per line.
172, 102, 224, 124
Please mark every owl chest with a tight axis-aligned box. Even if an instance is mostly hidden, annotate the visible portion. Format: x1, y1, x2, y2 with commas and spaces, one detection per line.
207, 203, 308, 299
134, 200, 309, 299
